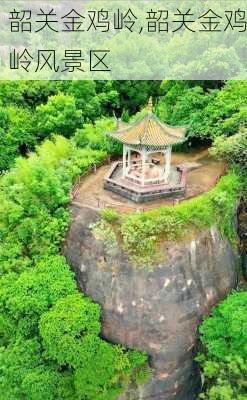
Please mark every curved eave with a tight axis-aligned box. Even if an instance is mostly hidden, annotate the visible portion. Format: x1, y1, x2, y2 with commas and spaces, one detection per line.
107, 132, 186, 147
106, 113, 187, 147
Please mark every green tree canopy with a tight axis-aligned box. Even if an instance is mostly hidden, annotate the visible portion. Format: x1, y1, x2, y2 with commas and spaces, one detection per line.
36, 93, 82, 139
0, 105, 36, 170
211, 128, 247, 168
197, 291, 247, 400
156, 80, 246, 143
0, 134, 148, 400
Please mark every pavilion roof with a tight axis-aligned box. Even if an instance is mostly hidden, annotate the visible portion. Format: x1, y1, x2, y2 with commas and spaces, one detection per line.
107, 112, 187, 148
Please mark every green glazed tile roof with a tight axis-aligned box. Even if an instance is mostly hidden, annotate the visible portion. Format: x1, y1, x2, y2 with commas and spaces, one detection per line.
107, 112, 187, 147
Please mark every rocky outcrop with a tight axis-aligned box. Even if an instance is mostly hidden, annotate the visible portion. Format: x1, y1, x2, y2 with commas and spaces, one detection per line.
64, 204, 239, 400
238, 201, 247, 278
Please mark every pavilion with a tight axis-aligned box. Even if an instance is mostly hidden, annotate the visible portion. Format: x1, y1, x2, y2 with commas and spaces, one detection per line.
104, 99, 188, 203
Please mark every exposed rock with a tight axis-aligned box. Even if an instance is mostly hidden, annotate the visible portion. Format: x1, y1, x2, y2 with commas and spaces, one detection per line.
64, 204, 239, 400
238, 201, 247, 278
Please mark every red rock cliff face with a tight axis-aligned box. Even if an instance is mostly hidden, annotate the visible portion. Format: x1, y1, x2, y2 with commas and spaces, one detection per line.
64, 204, 239, 400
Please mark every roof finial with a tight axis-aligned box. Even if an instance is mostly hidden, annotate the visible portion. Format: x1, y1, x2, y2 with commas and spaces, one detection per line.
147, 97, 153, 113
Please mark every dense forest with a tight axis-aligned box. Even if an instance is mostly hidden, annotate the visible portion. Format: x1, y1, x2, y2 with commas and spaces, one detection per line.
0, 80, 246, 171
0, 79, 246, 400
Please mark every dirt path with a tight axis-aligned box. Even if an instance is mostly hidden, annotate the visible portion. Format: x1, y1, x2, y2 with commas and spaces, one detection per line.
73, 148, 226, 213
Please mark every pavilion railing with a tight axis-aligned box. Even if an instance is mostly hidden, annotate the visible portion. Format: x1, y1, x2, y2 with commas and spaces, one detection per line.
125, 161, 168, 186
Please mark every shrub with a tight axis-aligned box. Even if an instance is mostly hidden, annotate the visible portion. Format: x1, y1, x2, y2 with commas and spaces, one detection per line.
196, 291, 247, 399
210, 128, 247, 168
116, 173, 240, 265
100, 208, 119, 223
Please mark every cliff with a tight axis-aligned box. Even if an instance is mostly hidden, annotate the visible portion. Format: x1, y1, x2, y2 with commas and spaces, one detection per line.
64, 204, 239, 400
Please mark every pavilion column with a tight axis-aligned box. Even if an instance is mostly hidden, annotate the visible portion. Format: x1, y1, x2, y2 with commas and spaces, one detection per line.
141, 148, 146, 186
164, 146, 172, 183
127, 148, 131, 169
122, 145, 127, 178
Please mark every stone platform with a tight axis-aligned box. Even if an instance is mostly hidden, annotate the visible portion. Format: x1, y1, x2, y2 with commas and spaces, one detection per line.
104, 161, 187, 203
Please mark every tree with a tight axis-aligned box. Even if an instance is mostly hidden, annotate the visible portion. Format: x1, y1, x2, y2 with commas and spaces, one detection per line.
156, 80, 247, 143
40, 294, 148, 400
210, 128, 247, 168
0, 134, 148, 400
39, 294, 101, 366
67, 81, 119, 122
197, 291, 247, 399
73, 117, 121, 155
0, 81, 59, 108
36, 93, 82, 139
0, 106, 36, 170
21, 81, 59, 108
0, 81, 25, 106
0, 256, 77, 341
0, 337, 76, 400
198, 356, 247, 400
112, 80, 161, 116
67, 81, 101, 120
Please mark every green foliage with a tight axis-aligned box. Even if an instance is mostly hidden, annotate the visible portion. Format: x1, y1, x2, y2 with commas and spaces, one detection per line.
0, 81, 119, 169
0, 151, 70, 273
210, 128, 247, 168
0, 80, 160, 170
0, 81, 59, 108
36, 93, 82, 139
19, 81, 59, 108
73, 117, 122, 155
0, 135, 107, 275
0, 336, 76, 400
0, 136, 87, 273
40, 294, 149, 400
68, 80, 119, 122
104, 173, 241, 266
131, 362, 152, 386
198, 356, 247, 400
92, 219, 118, 256
112, 81, 160, 115
0, 135, 148, 399
121, 109, 130, 122
156, 80, 192, 122
100, 208, 119, 223
40, 294, 101, 366
67, 81, 100, 115
210, 81, 247, 136
0, 256, 77, 342
0, 81, 26, 106
73, 339, 147, 400
0, 105, 36, 170
2, 79, 244, 171
157, 80, 247, 143
199, 291, 247, 360
197, 292, 247, 399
